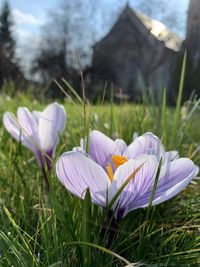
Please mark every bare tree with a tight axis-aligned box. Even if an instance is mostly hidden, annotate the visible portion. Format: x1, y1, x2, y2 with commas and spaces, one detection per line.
32, 0, 93, 82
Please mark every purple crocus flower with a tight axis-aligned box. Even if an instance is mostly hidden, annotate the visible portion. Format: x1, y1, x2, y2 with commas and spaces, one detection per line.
56, 130, 199, 220
3, 103, 66, 187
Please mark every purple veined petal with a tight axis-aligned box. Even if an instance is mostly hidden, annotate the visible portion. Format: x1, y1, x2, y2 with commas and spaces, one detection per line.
165, 151, 179, 162
123, 132, 165, 160
32, 111, 42, 124
56, 151, 110, 206
108, 155, 158, 219
152, 165, 199, 206
155, 158, 197, 194
3, 111, 37, 153
115, 139, 127, 154
133, 158, 199, 209
3, 112, 22, 142
89, 130, 120, 170
38, 103, 66, 154
17, 107, 39, 139
152, 158, 199, 204
17, 107, 40, 152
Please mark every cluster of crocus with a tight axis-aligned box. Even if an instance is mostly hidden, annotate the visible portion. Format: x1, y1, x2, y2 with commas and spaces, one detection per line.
56, 130, 199, 220
3, 103, 66, 189
3, 103, 199, 220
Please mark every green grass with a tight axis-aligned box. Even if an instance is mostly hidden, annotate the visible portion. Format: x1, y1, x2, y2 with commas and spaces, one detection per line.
0, 90, 200, 266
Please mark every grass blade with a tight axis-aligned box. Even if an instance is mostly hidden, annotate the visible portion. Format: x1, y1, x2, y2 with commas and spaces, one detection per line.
66, 241, 132, 265
171, 52, 187, 146
3, 206, 38, 266
61, 78, 83, 105
81, 189, 92, 267
161, 88, 167, 146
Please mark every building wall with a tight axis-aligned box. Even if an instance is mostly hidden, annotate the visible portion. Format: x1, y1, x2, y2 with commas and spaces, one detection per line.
92, 8, 178, 99
186, 0, 200, 63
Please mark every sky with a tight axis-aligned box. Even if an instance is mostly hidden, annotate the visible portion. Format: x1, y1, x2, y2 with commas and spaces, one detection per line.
0, 0, 190, 77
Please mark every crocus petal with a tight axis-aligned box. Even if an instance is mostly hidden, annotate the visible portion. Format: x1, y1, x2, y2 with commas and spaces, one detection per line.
115, 139, 127, 154
17, 107, 39, 139
108, 155, 158, 218
165, 151, 179, 161
152, 158, 199, 205
152, 166, 199, 206
38, 103, 66, 154
124, 132, 165, 160
3, 112, 22, 142
32, 111, 42, 124
156, 158, 197, 193
3, 111, 37, 153
56, 151, 110, 206
133, 158, 198, 208
89, 130, 120, 170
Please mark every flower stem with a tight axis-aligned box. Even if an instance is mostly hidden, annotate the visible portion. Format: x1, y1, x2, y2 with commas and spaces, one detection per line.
100, 212, 118, 249
42, 167, 50, 193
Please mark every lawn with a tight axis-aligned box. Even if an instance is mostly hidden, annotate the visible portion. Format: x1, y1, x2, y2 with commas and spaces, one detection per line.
0, 91, 200, 267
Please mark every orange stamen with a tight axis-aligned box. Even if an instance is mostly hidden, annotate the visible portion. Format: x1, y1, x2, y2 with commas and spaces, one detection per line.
106, 163, 114, 182
106, 155, 128, 182
112, 155, 128, 168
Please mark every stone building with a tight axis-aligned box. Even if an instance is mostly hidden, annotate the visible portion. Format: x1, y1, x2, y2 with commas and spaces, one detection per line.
186, 0, 200, 64
180, 0, 200, 98
91, 5, 182, 99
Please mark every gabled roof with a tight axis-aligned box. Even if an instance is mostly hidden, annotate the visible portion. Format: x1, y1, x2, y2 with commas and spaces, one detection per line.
95, 5, 182, 52
136, 10, 182, 51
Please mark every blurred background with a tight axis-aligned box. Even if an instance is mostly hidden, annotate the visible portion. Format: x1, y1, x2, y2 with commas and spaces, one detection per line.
0, 0, 199, 103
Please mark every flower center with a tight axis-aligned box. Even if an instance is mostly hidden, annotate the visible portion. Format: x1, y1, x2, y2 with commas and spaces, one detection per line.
106, 155, 128, 182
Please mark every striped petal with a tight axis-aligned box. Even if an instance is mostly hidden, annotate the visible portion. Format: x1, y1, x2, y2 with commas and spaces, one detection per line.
3, 112, 22, 142
32, 111, 42, 124
89, 130, 120, 170
108, 155, 158, 218
56, 151, 110, 206
3, 110, 37, 153
17, 107, 39, 143
115, 139, 127, 154
124, 132, 165, 160
133, 158, 199, 208
152, 159, 199, 205
38, 103, 66, 154
165, 151, 179, 162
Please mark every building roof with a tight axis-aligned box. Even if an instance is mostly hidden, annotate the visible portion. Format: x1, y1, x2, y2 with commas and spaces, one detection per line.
94, 5, 182, 52
136, 10, 182, 51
